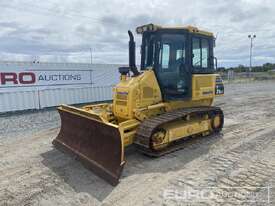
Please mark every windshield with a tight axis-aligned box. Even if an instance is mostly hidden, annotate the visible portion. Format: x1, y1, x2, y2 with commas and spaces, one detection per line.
158, 34, 186, 72
141, 33, 186, 71
141, 33, 156, 69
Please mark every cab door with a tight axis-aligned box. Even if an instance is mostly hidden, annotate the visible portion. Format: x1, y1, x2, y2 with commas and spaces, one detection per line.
155, 33, 191, 100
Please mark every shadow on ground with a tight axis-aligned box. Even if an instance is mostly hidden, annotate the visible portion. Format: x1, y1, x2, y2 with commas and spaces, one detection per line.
41, 133, 222, 202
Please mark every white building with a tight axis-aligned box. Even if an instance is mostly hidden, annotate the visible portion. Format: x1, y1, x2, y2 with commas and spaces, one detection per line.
0, 61, 122, 113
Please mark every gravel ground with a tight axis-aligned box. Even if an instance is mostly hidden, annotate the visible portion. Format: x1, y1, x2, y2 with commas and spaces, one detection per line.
0, 81, 275, 206
0, 109, 60, 140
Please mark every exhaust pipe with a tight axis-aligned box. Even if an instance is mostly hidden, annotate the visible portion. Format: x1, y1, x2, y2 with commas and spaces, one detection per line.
128, 30, 140, 76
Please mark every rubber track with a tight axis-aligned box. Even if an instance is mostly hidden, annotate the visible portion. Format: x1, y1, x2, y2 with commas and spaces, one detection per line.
134, 106, 223, 157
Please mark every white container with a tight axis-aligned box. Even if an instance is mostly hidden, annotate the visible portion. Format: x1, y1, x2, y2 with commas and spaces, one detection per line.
0, 61, 122, 113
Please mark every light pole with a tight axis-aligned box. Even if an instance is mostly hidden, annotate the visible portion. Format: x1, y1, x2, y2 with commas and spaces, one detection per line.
248, 34, 256, 77
90, 47, 93, 64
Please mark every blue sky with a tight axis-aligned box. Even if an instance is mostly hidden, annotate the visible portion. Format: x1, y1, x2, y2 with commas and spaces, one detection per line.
0, 0, 274, 67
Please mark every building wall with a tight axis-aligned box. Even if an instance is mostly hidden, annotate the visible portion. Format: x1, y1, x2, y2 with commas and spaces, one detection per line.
0, 61, 122, 113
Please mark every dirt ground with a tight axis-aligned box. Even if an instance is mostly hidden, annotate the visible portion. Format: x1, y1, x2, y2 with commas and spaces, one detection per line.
0, 81, 275, 206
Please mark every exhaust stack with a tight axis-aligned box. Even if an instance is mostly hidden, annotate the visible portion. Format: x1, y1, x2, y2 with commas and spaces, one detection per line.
128, 30, 139, 76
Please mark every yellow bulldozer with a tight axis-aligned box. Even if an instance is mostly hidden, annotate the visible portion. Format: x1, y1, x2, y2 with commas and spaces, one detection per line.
53, 24, 224, 185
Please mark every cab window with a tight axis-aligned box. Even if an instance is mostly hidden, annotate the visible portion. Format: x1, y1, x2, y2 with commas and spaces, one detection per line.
192, 38, 201, 67
202, 39, 209, 68
176, 49, 185, 60
192, 38, 210, 69
160, 44, 170, 70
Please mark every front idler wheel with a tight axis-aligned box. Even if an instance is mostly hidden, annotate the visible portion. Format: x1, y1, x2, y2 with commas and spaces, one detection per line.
211, 110, 224, 133
151, 128, 168, 151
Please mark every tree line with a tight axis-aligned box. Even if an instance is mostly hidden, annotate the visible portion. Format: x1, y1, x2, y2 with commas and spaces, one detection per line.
217, 63, 275, 73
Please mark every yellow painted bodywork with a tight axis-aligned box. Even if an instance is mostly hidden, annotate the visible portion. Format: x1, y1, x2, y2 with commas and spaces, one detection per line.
152, 118, 211, 150
165, 119, 210, 141
72, 69, 222, 147
113, 69, 162, 120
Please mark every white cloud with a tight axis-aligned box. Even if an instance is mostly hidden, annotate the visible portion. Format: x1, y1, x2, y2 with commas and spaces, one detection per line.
0, 0, 274, 67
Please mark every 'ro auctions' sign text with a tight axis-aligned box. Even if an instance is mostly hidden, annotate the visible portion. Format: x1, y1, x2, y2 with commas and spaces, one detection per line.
0, 70, 92, 87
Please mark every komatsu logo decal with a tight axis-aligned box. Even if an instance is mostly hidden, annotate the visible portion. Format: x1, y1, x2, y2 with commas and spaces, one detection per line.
202, 91, 213, 95
117, 92, 128, 95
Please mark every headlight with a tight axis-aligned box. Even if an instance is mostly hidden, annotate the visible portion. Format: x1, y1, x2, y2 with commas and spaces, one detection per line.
136, 24, 159, 34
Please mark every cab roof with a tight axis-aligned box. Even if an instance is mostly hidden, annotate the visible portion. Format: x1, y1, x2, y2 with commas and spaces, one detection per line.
136, 23, 214, 37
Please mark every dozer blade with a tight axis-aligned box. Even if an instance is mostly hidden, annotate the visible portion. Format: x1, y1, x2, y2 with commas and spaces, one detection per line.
52, 105, 125, 186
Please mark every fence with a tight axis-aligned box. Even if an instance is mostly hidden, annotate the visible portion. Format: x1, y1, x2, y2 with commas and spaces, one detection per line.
220, 71, 275, 83
0, 85, 113, 113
